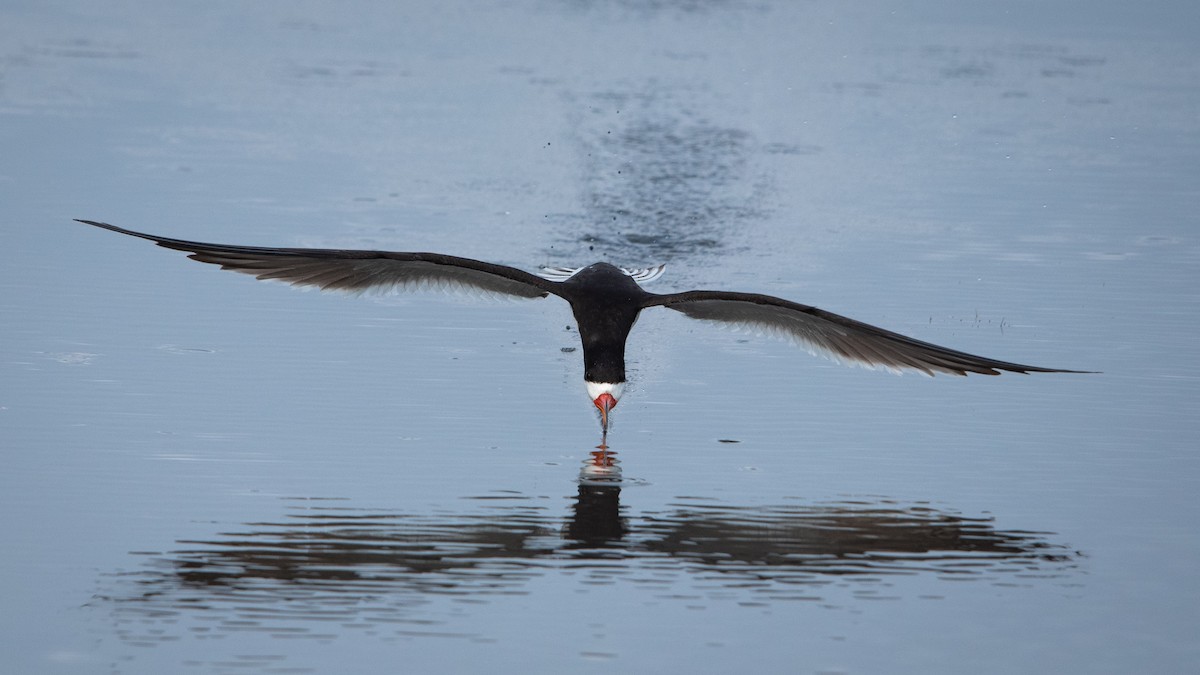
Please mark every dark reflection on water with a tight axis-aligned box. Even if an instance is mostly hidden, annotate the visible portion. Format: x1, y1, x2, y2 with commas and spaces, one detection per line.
102, 453, 1080, 647
634, 502, 1075, 578
566, 450, 628, 545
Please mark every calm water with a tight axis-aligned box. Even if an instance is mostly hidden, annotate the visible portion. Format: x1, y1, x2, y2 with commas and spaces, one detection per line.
2, 1, 1198, 673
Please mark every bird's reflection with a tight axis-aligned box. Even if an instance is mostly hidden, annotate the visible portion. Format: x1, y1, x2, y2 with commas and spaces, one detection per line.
104, 449, 1081, 645
566, 450, 627, 545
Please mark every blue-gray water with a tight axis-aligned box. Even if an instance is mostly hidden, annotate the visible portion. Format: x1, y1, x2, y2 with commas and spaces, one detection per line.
2, 1, 1198, 673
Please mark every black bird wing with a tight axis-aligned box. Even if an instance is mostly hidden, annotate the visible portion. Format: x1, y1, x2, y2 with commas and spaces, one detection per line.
643, 290, 1087, 376
78, 220, 558, 300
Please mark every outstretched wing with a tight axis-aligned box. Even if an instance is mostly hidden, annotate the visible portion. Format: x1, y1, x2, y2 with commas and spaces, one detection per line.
78, 220, 558, 300
644, 290, 1087, 376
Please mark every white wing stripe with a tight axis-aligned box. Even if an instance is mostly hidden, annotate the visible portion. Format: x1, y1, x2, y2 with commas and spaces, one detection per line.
538, 264, 665, 284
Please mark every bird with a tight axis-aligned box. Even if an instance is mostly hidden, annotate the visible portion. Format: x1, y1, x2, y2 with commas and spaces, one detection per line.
77, 219, 1089, 438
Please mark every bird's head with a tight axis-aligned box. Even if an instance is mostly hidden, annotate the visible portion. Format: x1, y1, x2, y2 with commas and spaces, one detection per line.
586, 381, 625, 436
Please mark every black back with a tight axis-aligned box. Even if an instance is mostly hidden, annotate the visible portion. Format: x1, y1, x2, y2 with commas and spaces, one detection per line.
557, 264, 653, 384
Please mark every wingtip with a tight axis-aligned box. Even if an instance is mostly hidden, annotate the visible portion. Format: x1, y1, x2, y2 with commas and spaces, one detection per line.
74, 219, 160, 242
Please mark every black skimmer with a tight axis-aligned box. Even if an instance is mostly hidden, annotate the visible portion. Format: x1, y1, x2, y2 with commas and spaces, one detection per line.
78, 220, 1089, 438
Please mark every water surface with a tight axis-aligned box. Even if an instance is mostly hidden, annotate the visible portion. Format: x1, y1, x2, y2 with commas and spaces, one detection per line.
2, 1, 1198, 673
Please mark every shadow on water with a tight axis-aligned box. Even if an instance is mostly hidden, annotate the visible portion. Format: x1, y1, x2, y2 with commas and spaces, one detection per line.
100, 448, 1081, 648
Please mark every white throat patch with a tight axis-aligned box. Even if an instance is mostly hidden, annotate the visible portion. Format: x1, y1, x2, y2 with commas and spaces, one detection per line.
586, 381, 626, 402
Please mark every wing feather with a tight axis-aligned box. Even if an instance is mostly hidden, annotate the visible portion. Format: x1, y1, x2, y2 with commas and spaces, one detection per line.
78, 220, 556, 300
538, 264, 665, 284
644, 290, 1087, 376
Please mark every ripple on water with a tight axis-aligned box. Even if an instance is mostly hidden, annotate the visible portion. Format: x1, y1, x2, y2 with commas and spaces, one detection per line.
100, 486, 1081, 650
